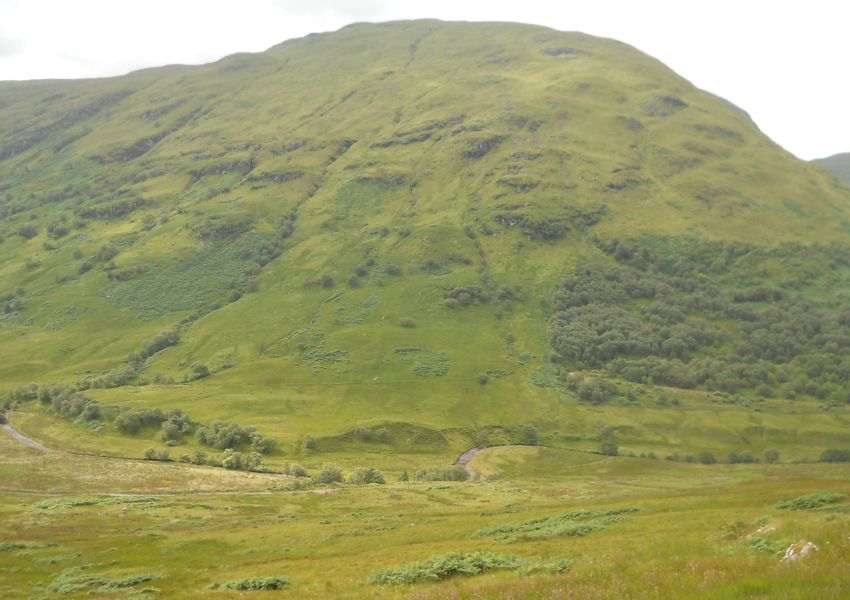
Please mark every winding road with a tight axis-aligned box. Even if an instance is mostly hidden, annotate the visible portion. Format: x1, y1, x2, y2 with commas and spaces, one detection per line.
1, 418, 53, 453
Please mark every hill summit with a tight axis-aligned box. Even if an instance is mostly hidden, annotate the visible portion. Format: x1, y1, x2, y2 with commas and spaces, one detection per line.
2, 20, 850, 463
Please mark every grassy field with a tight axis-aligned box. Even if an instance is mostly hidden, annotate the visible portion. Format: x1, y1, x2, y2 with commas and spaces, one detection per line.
3, 427, 850, 599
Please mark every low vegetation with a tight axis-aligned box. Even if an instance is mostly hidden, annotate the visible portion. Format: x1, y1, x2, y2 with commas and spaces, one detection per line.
368, 552, 524, 585
776, 492, 846, 510
213, 576, 289, 590
473, 507, 640, 541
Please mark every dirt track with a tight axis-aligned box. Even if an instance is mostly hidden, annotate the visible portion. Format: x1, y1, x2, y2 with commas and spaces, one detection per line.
1, 419, 53, 453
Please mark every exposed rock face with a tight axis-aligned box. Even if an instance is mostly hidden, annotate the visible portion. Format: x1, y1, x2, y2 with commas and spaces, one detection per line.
781, 541, 819, 562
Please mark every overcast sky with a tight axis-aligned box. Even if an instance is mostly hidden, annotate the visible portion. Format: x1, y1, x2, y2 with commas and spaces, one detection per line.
0, 0, 847, 160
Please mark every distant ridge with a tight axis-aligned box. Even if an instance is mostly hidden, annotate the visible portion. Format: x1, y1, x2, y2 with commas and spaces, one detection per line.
812, 152, 850, 184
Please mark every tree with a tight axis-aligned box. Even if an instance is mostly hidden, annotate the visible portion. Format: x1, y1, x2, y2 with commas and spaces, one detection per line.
763, 448, 780, 464
521, 424, 539, 446
600, 440, 619, 456
398, 470, 409, 482
143, 447, 157, 460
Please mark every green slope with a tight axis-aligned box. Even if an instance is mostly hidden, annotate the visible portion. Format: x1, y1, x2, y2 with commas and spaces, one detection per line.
2, 20, 850, 464
813, 152, 850, 184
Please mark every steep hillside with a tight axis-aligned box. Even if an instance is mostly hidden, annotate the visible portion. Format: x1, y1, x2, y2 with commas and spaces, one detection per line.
2, 20, 850, 465
813, 152, 850, 184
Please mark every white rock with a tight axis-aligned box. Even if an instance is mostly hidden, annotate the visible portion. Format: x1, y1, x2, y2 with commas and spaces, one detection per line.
781, 540, 819, 562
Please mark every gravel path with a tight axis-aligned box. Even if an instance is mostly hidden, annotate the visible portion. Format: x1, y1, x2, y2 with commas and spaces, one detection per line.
454, 447, 483, 476
1, 419, 54, 453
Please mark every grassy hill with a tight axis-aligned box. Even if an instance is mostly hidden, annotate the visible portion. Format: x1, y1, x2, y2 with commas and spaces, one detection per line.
2, 19, 850, 470
813, 152, 850, 184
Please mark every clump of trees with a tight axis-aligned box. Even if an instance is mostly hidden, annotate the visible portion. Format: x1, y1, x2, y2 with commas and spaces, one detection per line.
547, 238, 850, 402
115, 407, 169, 435
195, 421, 277, 454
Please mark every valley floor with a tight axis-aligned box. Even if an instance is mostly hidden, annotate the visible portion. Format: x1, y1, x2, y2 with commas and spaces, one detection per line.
2, 420, 850, 599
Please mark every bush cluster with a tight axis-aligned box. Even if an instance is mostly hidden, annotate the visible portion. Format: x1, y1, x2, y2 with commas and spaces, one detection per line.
416, 466, 469, 482
548, 239, 850, 401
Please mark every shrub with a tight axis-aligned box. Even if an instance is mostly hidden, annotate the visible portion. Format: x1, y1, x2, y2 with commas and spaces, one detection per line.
251, 434, 277, 454
115, 408, 167, 435
348, 467, 385, 485
190, 363, 210, 379
195, 421, 260, 450
97, 244, 119, 262
289, 463, 308, 477
697, 451, 717, 464
416, 466, 468, 482
600, 440, 619, 456
727, 450, 757, 464
763, 448, 780, 464
352, 426, 372, 441
573, 378, 620, 404
820, 448, 850, 462
776, 492, 846, 510
316, 463, 343, 484
521, 424, 539, 446
16, 224, 38, 239
220, 449, 244, 470
220, 577, 289, 590
399, 317, 416, 328
143, 448, 156, 460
